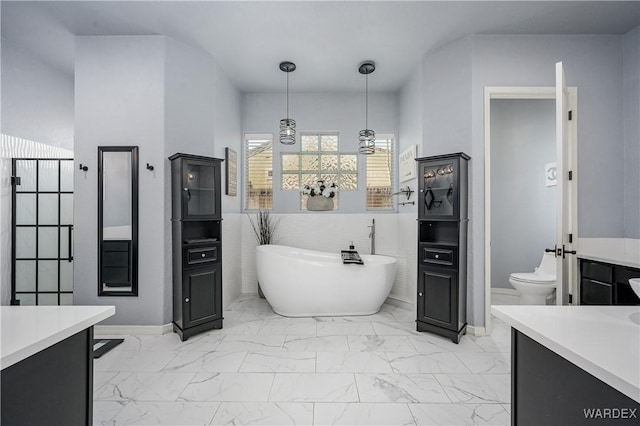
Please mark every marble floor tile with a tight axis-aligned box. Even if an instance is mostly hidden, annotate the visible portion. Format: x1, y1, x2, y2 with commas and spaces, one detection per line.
408, 403, 510, 425
94, 372, 118, 392
434, 374, 511, 404
210, 402, 313, 425
502, 404, 511, 414
178, 372, 274, 402
347, 335, 416, 352
371, 321, 420, 336
93, 401, 126, 425
163, 351, 247, 372
94, 372, 196, 402
218, 319, 264, 335
258, 318, 317, 335
110, 401, 219, 425
455, 352, 510, 374
355, 373, 451, 403
386, 352, 470, 374
472, 333, 512, 353
153, 332, 227, 352
316, 319, 376, 336
269, 373, 358, 402
283, 335, 349, 352
95, 335, 160, 352
94, 350, 176, 372
314, 402, 416, 426
215, 334, 285, 352
316, 352, 393, 373
240, 352, 316, 373
408, 334, 485, 354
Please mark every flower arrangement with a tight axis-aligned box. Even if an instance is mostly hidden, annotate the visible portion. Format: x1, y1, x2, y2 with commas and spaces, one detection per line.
302, 180, 337, 198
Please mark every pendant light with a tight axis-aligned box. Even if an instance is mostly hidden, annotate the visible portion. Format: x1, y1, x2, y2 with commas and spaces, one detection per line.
358, 61, 376, 155
279, 61, 296, 145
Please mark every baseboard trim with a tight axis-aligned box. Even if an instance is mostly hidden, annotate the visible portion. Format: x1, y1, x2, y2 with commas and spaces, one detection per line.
491, 287, 519, 296
94, 323, 173, 336
467, 324, 486, 337
384, 296, 412, 311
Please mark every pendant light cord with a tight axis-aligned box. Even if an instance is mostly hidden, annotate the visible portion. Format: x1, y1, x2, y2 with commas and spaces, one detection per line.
286, 71, 290, 120
365, 73, 369, 130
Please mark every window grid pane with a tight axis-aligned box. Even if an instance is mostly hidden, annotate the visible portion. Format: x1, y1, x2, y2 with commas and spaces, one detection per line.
301, 135, 319, 151
245, 135, 273, 209
366, 135, 395, 210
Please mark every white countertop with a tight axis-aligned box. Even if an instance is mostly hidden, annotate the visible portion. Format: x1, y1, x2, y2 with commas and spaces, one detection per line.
1, 305, 115, 370
492, 305, 640, 403
577, 237, 640, 269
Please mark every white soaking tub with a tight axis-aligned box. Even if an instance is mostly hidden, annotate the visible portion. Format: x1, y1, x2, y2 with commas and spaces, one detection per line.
256, 244, 397, 317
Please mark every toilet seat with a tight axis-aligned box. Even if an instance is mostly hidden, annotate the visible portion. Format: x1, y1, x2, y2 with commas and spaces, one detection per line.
510, 272, 555, 284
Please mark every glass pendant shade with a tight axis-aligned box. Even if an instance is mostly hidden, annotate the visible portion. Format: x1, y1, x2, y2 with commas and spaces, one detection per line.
279, 61, 296, 145
358, 61, 376, 155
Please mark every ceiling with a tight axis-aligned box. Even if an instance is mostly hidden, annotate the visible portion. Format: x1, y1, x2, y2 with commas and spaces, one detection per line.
3, 1, 640, 92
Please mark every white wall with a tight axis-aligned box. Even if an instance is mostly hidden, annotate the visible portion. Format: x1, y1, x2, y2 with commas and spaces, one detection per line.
74, 36, 166, 325
490, 99, 555, 289
74, 35, 242, 324
623, 26, 640, 239
242, 92, 399, 213
414, 34, 627, 326
1, 39, 74, 151
0, 39, 74, 305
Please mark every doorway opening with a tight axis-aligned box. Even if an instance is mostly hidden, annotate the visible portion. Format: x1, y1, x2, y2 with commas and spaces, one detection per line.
484, 86, 578, 334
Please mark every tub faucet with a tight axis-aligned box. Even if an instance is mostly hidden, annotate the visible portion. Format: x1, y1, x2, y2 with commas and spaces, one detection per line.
368, 219, 375, 255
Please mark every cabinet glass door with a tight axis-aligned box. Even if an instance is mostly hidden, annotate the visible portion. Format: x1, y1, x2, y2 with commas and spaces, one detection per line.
184, 161, 217, 218
421, 161, 456, 218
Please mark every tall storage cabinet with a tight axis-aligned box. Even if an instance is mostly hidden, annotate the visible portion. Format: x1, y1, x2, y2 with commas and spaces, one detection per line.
169, 153, 223, 341
416, 153, 469, 343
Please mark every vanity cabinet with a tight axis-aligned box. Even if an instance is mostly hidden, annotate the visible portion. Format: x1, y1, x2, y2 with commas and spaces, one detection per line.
579, 258, 640, 306
169, 153, 224, 341
416, 153, 470, 343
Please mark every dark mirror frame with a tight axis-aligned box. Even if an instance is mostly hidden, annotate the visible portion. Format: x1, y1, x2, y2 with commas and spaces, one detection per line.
97, 146, 139, 296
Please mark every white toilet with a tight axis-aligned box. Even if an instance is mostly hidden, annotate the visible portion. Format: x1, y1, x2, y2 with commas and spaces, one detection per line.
509, 252, 557, 305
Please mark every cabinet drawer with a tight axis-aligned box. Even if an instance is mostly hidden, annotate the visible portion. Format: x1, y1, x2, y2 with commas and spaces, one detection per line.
581, 261, 613, 283
187, 246, 219, 265
580, 278, 612, 305
421, 247, 455, 266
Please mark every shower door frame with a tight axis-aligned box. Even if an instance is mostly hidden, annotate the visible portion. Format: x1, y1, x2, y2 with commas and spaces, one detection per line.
11, 158, 74, 305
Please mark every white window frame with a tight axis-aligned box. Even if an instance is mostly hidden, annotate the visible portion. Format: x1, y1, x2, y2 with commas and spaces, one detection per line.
244, 133, 274, 211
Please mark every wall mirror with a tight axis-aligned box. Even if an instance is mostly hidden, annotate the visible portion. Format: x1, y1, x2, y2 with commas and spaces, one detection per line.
98, 146, 139, 296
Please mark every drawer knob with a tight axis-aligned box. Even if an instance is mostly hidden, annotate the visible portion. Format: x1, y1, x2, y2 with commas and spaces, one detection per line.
435, 254, 439, 259
202, 253, 206, 258
185, 298, 190, 303
419, 292, 423, 297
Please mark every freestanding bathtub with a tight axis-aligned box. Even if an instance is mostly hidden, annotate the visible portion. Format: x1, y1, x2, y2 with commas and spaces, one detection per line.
256, 244, 397, 317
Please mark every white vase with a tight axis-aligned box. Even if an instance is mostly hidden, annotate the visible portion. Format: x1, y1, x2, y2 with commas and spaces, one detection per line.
307, 196, 334, 211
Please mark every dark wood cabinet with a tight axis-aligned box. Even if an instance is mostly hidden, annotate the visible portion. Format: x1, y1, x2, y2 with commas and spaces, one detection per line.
579, 258, 640, 306
169, 153, 224, 341
416, 153, 469, 343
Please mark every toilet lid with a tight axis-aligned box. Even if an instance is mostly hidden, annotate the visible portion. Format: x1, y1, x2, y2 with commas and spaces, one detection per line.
510, 272, 556, 283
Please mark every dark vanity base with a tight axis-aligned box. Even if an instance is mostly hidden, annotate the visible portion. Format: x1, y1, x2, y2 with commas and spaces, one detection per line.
416, 320, 467, 344
1, 328, 94, 426
512, 329, 640, 425
173, 318, 223, 341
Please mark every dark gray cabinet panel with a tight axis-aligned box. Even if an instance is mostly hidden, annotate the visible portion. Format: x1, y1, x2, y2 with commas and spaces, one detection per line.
579, 259, 640, 306
416, 153, 469, 344
170, 153, 224, 341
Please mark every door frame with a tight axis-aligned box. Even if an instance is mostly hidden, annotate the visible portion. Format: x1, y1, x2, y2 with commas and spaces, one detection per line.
484, 86, 578, 334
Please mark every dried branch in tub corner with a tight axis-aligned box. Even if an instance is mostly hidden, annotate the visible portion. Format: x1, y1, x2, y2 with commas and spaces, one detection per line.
247, 210, 281, 245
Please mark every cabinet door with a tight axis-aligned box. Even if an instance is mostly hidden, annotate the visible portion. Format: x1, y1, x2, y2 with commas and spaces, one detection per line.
580, 278, 612, 305
183, 265, 222, 329
417, 266, 458, 330
182, 159, 220, 219
418, 160, 458, 219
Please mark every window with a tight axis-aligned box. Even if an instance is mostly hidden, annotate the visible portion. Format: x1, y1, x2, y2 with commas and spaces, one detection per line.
366, 134, 395, 210
280, 132, 358, 210
245, 134, 273, 210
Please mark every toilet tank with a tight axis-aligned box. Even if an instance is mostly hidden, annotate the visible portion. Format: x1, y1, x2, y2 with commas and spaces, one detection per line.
537, 252, 557, 277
